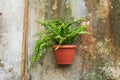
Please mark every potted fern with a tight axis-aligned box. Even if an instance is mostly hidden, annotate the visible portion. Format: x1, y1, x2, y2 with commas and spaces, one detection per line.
30, 18, 87, 67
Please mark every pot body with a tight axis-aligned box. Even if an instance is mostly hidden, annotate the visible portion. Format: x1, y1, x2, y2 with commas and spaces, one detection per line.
52, 45, 76, 65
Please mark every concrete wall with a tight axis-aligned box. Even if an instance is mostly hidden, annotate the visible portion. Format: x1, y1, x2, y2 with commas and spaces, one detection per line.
0, 0, 86, 80
0, 0, 24, 80
0, 0, 120, 80
27, 0, 86, 80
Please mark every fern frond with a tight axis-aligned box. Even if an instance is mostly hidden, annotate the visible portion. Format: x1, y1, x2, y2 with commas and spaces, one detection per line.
30, 34, 53, 67
30, 17, 88, 68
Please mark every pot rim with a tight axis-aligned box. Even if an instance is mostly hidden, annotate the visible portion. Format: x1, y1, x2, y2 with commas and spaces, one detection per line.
52, 45, 76, 49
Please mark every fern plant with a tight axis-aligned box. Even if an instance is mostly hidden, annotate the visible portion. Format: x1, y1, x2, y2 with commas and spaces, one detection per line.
30, 18, 88, 67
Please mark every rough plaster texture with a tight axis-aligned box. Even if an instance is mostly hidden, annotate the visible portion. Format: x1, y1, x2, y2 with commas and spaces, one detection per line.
27, 0, 86, 80
0, 0, 120, 80
82, 0, 120, 79
0, 0, 24, 80
25, 0, 120, 80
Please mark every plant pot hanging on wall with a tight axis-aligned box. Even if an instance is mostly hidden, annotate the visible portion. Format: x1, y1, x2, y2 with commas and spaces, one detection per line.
52, 45, 76, 65
30, 17, 88, 67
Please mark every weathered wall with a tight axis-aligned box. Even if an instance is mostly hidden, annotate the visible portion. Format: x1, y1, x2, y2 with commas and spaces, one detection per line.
27, 0, 86, 80
81, 0, 120, 79
0, 0, 120, 80
0, 0, 24, 80
111, 0, 120, 47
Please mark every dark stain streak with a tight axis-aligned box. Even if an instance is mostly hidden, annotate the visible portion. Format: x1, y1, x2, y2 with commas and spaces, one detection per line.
0, 12, 2, 16
8, 67, 13, 73
0, 59, 4, 68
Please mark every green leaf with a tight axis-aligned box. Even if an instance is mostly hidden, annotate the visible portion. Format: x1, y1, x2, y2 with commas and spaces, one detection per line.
30, 17, 88, 68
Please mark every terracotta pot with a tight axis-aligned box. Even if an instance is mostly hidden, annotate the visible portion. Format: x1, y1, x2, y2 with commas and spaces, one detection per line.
52, 45, 76, 65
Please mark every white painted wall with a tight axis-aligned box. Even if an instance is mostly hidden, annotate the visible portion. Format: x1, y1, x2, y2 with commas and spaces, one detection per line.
0, 0, 24, 80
